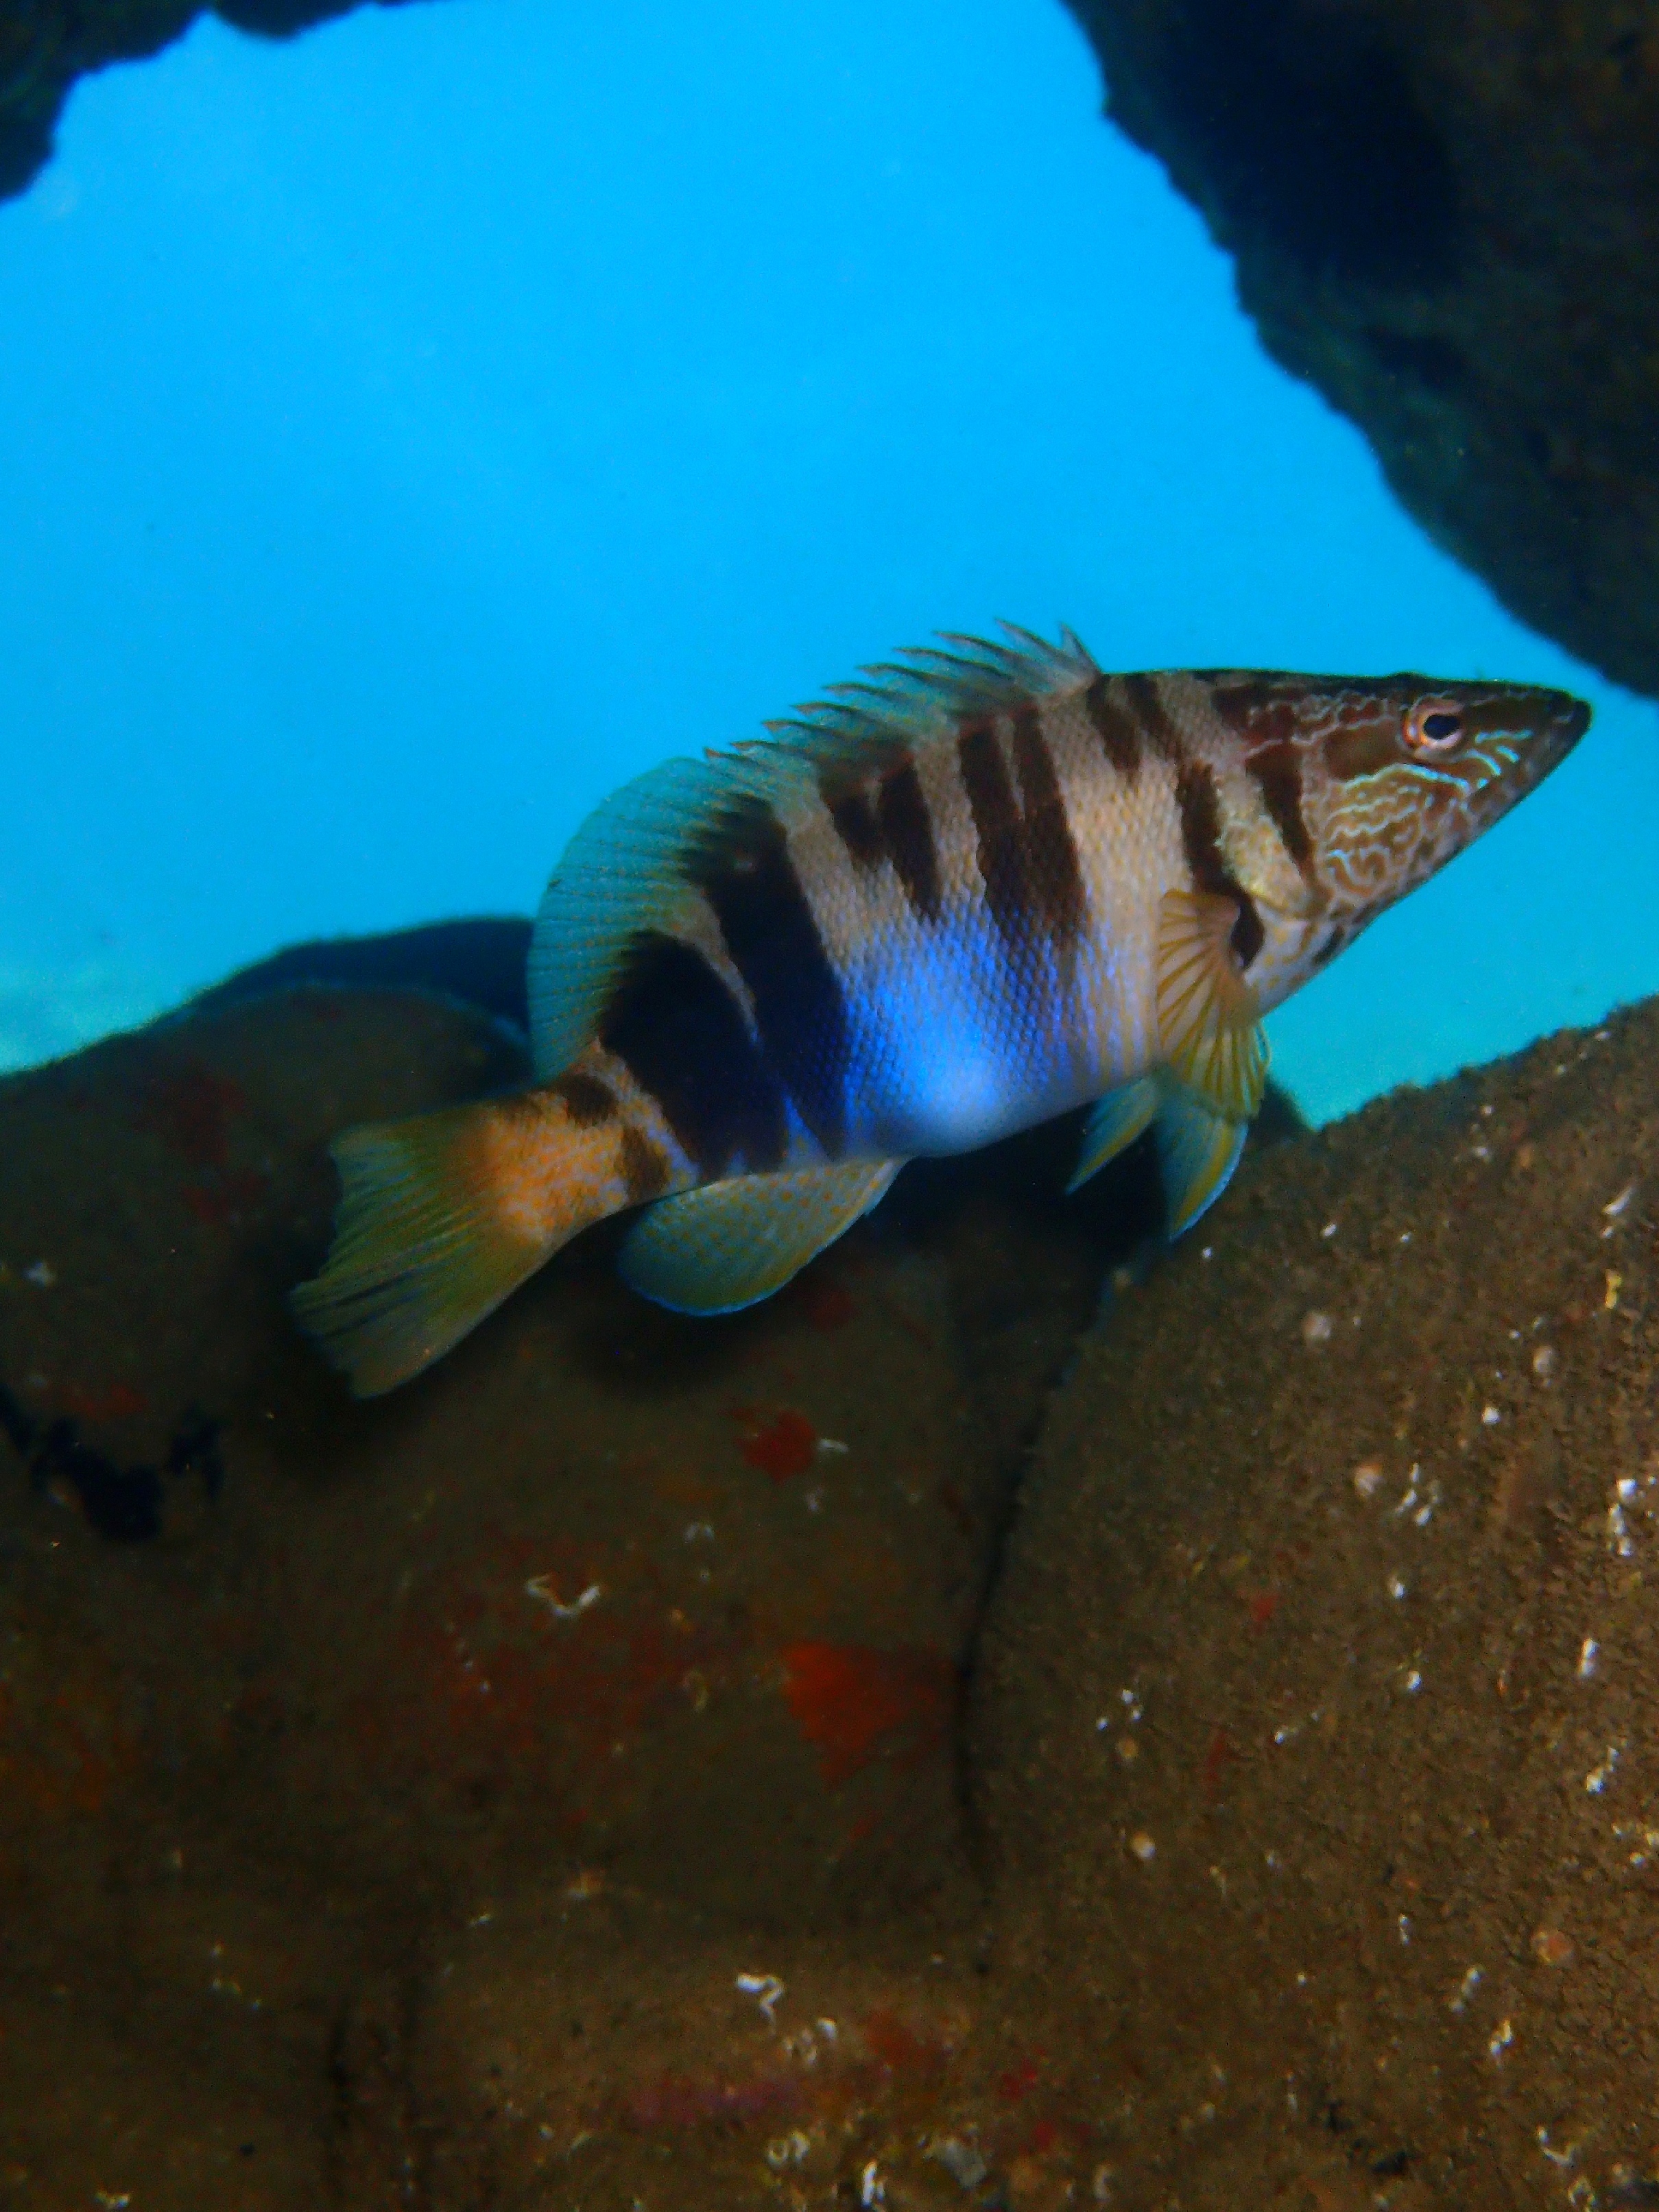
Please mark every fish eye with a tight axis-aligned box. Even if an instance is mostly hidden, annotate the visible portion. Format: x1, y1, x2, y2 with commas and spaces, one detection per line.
1403, 698, 1466, 755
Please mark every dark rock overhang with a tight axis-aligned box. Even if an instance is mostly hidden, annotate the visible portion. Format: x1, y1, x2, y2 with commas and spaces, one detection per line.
1065, 0, 1659, 699
0, 0, 418, 204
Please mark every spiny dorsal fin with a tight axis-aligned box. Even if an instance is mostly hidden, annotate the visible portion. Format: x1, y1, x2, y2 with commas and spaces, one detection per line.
528, 626, 1099, 1081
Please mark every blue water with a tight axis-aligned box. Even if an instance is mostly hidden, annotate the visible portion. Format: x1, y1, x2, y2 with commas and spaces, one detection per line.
1, 0, 1654, 1121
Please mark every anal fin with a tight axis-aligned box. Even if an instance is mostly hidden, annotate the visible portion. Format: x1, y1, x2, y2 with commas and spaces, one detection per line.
619, 1159, 903, 1314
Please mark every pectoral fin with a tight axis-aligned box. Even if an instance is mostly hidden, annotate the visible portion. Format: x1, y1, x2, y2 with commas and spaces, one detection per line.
619, 1159, 903, 1314
1066, 1077, 1161, 1193
1155, 887, 1269, 1119
1155, 1085, 1249, 1237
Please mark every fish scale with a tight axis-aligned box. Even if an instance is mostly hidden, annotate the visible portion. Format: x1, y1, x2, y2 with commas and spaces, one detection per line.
291, 627, 1588, 1395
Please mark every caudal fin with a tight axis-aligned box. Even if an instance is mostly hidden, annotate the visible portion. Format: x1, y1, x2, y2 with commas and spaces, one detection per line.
290, 1102, 568, 1397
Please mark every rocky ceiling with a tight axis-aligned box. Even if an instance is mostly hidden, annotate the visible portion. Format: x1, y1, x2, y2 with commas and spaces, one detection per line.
4, 0, 1656, 700
0, 0, 412, 202
1066, 0, 1659, 699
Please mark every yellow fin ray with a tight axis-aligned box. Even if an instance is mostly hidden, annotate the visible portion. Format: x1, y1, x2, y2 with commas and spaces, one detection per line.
619, 1159, 903, 1315
1155, 887, 1269, 1119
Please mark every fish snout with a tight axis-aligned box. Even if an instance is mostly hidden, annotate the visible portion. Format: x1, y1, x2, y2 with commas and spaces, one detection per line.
1549, 689, 1592, 749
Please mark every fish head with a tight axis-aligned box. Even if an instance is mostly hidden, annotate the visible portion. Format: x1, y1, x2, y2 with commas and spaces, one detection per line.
1207, 672, 1590, 1005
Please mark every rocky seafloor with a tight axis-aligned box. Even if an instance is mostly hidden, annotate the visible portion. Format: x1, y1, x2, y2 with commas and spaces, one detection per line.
1, 935, 1657, 2210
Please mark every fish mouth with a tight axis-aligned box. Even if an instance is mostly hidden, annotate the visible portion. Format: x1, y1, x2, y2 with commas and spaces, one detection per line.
1490, 686, 1590, 793
1547, 690, 1592, 745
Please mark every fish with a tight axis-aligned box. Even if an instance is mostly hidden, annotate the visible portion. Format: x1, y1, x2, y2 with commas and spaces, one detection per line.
291, 626, 1588, 1395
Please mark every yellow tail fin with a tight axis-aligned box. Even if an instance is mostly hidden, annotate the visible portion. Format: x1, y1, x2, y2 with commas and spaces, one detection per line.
291, 1096, 580, 1397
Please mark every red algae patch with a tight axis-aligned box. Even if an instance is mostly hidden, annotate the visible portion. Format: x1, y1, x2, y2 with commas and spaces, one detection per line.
782, 1641, 957, 1788
732, 1403, 818, 1480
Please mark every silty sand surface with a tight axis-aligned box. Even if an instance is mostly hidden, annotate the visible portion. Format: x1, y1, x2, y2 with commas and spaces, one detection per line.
1, 971, 1656, 2205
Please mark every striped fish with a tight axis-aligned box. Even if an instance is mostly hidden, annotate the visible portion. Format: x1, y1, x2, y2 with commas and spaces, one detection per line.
292, 627, 1588, 1395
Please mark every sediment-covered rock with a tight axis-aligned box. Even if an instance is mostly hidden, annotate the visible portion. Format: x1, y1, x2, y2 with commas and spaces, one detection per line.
0, 969, 1164, 2204
1067, 0, 1659, 700
976, 998, 1659, 2207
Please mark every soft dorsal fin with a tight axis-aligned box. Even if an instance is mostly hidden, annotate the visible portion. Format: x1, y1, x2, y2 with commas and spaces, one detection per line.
618, 1158, 903, 1314
527, 627, 1100, 1081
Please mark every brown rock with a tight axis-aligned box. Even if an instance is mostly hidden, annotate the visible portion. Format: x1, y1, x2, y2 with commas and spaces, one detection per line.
975, 998, 1659, 2206
1066, 0, 1659, 698
0, 977, 1170, 2202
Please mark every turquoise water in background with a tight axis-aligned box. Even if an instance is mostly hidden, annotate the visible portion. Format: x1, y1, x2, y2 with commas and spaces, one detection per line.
1, 0, 1654, 1123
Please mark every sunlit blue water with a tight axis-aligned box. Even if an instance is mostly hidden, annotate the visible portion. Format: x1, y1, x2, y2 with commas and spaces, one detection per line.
1, 0, 1654, 1122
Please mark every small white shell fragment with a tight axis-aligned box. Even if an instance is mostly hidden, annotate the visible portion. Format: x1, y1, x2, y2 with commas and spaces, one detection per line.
1585, 1746, 1621, 1794
860, 2159, 885, 2207
1579, 1637, 1599, 1680
23, 1261, 56, 1288
1531, 1344, 1557, 1381
1537, 2128, 1577, 2170
735, 1971, 785, 2023
1129, 1831, 1157, 1863
1481, 1405, 1501, 1426
1401, 1667, 1423, 1694
1352, 1460, 1385, 1500
1603, 1182, 1636, 1219
1321, 1221, 1339, 1238
1449, 1964, 1482, 2012
525, 1576, 602, 1621
1488, 2018, 1514, 2060
929, 2137, 989, 2189
815, 1436, 850, 1455
1391, 1466, 1424, 1517
1388, 1574, 1408, 1600
1618, 1477, 1639, 1503
1301, 1310, 1334, 1346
